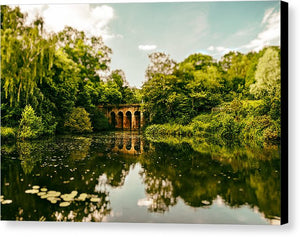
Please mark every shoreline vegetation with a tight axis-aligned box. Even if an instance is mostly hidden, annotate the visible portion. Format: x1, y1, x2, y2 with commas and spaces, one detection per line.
145, 98, 280, 147
1, 6, 280, 148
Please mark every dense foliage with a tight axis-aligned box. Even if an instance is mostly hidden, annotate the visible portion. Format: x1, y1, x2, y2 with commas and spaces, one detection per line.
18, 105, 45, 140
143, 47, 281, 145
1, 6, 139, 138
64, 107, 93, 133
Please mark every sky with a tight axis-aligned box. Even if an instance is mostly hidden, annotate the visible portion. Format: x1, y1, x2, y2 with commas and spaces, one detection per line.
12, 0, 281, 88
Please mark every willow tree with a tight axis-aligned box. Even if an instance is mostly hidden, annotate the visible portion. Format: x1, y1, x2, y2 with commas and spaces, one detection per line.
250, 48, 281, 99
1, 6, 56, 106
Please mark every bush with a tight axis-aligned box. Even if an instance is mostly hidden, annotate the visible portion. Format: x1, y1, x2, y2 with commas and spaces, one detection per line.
18, 105, 44, 140
1, 127, 17, 141
89, 107, 110, 131
42, 112, 57, 135
64, 107, 93, 133
219, 114, 242, 140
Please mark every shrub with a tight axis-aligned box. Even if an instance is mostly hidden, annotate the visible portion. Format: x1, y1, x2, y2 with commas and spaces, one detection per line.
219, 114, 242, 140
64, 107, 93, 133
89, 107, 110, 131
18, 105, 44, 140
42, 112, 57, 135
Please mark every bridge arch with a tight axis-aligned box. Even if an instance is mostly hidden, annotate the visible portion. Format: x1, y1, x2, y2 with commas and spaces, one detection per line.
98, 104, 144, 130
125, 111, 132, 129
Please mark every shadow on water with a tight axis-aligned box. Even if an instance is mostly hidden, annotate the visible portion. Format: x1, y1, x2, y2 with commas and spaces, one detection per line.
1, 131, 280, 224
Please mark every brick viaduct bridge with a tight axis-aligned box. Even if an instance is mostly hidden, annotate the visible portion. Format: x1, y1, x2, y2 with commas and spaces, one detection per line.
98, 104, 144, 130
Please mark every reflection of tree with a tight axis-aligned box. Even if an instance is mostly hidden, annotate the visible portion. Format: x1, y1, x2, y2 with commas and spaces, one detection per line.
69, 137, 92, 160
17, 141, 43, 174
142, 173, 176, 213
1, 143, 16, 155
141, 136, 281, 221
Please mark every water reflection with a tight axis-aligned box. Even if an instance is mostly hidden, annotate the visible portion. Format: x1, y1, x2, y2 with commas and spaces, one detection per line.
1, 132, 280, 224
110, 132, 144, 155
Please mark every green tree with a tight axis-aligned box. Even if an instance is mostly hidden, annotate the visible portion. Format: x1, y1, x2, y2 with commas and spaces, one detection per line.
18, 105, 44, 139
250, 48, 281, 99
145, 52, 177, 80
64, 107, 93, 133
1, 6, 56, 106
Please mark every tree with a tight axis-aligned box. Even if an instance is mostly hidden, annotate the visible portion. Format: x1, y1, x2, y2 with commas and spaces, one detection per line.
145, 52, 177, 80
58, 26, 112, 82
18, 105, 44, 139
250, 48, 281, 99
186, 65, 224, 112
64, 107, 93, 133
1, 6, 56, 106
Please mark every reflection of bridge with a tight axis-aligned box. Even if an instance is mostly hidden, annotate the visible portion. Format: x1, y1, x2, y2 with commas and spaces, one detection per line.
110, 133, 145, 155
98, 104, 144, 130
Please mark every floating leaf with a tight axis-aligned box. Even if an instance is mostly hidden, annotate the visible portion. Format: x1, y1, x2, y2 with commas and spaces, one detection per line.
61, 194, 74, 202
47, 191, 61, 197
90, 197, 100, 202
37, 192, 47, 196
32, 185, 40, 189
25, 189, 39, 194
47, 197, 60, 204
2, 200, 13, 204
40, 188, 47, 192
70, 191, 78, 197
59, 202, 70, 207
77, 193, 88, 201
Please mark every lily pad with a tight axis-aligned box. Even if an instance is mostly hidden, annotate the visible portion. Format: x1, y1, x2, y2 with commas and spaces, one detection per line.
47, 197, 60, 204
90, 197, 101, 202
59, 202, 70, 207
77, 193, 88, 201
37, 192, 47, 196
40, 188, 48, 192
61, 194, 74, 202
32, 185, 40, 189
70, 191, 78, 197
47, 191, 61, 197
25, 189, 39, 194
2, 200, 13, 204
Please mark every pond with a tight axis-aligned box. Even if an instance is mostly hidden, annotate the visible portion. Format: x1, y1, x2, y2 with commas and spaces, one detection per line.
1, 131, 281, 224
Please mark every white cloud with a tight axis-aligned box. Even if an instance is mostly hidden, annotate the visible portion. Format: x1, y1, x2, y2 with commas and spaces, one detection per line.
261, 8, 275, 25
242, 7, 280, 52
17, 4, 117, 40
138, 44, 157, 51
207, 45, 231, 56
207, 46, 214, 51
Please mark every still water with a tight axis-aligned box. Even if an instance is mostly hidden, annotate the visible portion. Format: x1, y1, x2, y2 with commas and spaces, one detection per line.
1, 131, 280, 224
